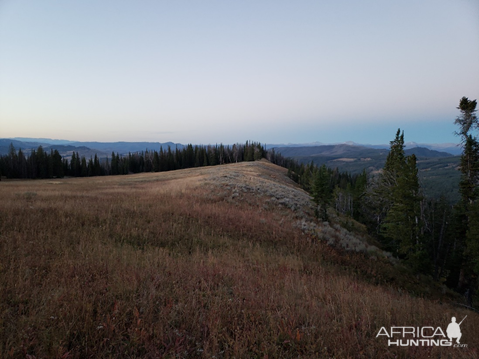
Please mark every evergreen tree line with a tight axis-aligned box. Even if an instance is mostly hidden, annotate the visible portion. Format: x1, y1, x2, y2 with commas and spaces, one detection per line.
0, 144, 64, 179
269, 97, 479, 304
0, 141, 266, 179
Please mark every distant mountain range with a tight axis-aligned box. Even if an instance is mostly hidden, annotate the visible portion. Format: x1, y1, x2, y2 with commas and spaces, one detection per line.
2, 137, 462, 155
271, 144, 454, 161
267, 141, 462, 155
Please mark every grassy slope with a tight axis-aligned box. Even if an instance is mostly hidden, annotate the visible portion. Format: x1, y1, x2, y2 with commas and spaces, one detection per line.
0, 160, 477, 358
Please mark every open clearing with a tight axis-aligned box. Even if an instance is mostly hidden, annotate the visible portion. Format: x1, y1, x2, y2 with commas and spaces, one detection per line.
0, 160, 477, 358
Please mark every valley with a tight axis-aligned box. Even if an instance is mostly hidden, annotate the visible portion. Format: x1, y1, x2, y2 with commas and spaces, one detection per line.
273, 144, 461, 202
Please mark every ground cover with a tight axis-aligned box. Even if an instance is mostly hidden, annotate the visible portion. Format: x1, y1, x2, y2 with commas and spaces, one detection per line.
0, 161, 477, 358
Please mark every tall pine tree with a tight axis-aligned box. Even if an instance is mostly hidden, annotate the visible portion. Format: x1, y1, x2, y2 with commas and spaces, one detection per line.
379, 130, 424, 268
312, 165, 332, 221
453, 96, 479, 295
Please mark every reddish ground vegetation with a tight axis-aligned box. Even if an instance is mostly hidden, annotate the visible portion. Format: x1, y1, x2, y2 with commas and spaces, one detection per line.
0, 161, 477, 358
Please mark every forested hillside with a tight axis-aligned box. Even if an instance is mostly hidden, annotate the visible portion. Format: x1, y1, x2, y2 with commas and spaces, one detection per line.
273, 143, 461, 201
268, 97, 479, 309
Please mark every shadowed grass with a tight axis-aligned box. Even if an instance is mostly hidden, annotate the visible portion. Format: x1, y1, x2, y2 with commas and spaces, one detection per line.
0, 162, 478, 358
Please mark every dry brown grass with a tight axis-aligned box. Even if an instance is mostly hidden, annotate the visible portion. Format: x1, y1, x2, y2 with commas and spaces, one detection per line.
0, 161, 478, 358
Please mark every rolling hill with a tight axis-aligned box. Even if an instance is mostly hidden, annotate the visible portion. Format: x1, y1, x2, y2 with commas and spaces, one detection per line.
1, 138, 462, 201
0, 160, 476, 358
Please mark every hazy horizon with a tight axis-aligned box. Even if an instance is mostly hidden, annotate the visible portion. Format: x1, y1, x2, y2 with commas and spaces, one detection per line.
3, 135, 462, 148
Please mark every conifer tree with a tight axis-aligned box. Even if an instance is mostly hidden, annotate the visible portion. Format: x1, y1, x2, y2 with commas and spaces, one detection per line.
153, 151, 160, 172
110, 152, 118, 175
80, 157, 88, 177
203, 149, 208, 167
459, 135, 479, 205
88, 157, 94, 176
365, 130, 406, 235
70, 152, 77, 176
455, 96, 478, 139
194, 146, 201, 167
382, 153, 425, 268
376, 130, 424, 267
466, 201, 479, 276
7, 144, 17, 178
36, 146, 46, 178
93, 154, 101, 176
208, 146, 217, 165
453, 96, 479, 294
384, 129, 405, 174
29, 149, 37, 178
52, 149, 64, 178
352, 170, 368, 220
312, 165, 332, 221
71, 152, 81, 176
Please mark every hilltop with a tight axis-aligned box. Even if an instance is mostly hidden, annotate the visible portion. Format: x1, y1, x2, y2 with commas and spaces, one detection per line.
0, 160, 476, 358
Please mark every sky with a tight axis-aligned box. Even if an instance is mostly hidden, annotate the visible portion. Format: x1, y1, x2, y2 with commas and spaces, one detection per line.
0, 0, 478, 145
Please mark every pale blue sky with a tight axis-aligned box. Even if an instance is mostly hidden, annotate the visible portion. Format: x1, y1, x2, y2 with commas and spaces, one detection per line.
0, 0, 478, 145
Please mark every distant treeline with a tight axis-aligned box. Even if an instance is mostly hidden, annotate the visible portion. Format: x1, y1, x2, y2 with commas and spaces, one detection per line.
0, 141, 266, 179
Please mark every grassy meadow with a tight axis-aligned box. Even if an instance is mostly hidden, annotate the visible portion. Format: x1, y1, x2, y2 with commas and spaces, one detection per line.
0, 161, 477, 358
